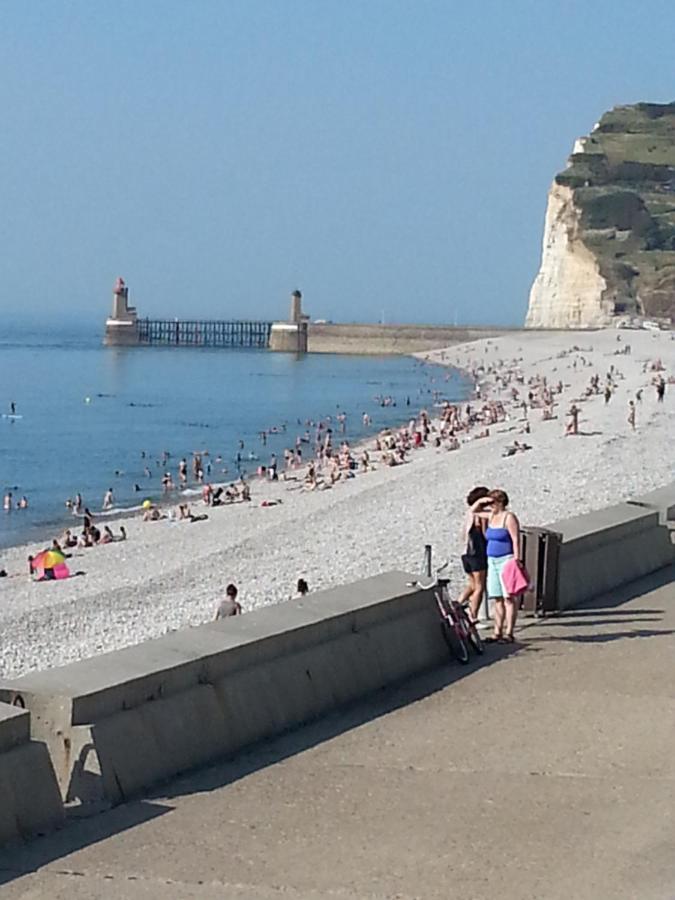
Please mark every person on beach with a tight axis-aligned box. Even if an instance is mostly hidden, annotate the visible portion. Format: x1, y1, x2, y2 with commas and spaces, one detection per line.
61, 528, 77, 548
294, 578, 309, 599
565, 404, 579, 436
458, 486, 489, 623
627, 400, 636, 431
656, 376, 666, 402
102, 488, 114, 511
474, 489, 521, 643
215, 583, 242, 619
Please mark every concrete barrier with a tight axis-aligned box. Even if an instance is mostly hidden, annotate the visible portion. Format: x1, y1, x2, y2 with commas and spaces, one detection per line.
0, 572, 447, 812
628, 482, 675, 525
2, 491, 673, 843
0, 702, 64, 844
548, 498, 675, 611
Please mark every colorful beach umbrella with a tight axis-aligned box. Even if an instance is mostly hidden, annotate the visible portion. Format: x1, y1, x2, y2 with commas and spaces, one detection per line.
32, 549, 66, 571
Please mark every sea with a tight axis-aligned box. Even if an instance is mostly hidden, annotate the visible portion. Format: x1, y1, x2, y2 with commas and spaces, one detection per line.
0, 322, 471, 550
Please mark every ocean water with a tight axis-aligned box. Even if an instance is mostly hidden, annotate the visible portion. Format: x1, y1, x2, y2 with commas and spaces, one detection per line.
0, 323, 470, 549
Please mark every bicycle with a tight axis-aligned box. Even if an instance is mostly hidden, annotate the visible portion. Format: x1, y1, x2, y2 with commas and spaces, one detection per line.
408, 545, 485, 665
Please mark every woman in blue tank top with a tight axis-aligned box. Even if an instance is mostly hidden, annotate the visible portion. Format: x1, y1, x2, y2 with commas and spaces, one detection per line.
474, 488, 521, 642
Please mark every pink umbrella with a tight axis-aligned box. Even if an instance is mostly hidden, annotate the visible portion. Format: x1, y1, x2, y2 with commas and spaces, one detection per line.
52, 562, 70, 580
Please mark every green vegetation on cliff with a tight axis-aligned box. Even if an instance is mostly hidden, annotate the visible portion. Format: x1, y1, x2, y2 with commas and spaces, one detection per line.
556, 102, 675, 321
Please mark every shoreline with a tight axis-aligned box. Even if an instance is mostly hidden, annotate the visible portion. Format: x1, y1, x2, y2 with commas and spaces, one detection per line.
1, 328, 674, 679
0, 357, 470, 557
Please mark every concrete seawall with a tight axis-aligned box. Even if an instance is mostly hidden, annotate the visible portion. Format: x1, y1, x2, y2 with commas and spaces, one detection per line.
0, 487, 673, 845
0, 702, 64, 844
0, 573, 447, 813
306, 323, 510, 354
546, 484, 675, 610
304, 324, 601, 354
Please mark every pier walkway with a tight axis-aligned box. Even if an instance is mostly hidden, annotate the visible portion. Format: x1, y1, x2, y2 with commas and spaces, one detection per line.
137, 318, 273, 348
1, 566, 674, 899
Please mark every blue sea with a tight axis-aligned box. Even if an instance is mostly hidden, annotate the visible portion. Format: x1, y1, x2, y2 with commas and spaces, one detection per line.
0, 322, 470, 550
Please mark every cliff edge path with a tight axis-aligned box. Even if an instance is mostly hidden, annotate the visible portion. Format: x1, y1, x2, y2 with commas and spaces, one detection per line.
1, 567, 674, 899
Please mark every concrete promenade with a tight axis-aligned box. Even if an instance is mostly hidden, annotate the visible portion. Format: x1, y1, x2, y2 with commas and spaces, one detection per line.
1, 567, 674, 899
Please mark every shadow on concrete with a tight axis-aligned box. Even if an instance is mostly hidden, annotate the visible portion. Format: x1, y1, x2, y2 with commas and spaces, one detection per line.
0, 643, 520, 883
543, 616, 662, 629
0, 799, 171, 887
525, 564, 675, 647
530, 628, 675, 645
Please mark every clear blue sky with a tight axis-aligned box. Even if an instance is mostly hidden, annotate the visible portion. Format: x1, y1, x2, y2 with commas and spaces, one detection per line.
1, 0, 674, 327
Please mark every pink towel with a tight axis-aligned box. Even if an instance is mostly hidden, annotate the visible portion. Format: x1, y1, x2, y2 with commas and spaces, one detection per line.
501, 558, 530, 596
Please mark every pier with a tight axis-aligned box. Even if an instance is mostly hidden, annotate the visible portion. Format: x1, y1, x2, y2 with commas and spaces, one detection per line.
137, 318, 272, 348
103, 279, 519, 354
104, 280, 306, 352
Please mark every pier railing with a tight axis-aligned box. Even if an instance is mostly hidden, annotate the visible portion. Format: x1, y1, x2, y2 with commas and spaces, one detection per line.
137, 318, 273, 348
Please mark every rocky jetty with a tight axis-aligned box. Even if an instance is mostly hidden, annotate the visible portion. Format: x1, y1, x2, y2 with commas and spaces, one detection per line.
526, 102, 675, 328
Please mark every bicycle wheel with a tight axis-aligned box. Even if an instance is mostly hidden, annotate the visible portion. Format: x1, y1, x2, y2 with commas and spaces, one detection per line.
466, 620, 485, 655
441, 619, 470, 664
453, 603, 485, 656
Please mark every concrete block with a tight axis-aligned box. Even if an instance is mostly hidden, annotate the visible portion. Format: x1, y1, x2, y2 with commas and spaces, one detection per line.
629, 483, 675, 524
551, 501, 675, 610
0, 741, 64, 843
0, 701, 30, 752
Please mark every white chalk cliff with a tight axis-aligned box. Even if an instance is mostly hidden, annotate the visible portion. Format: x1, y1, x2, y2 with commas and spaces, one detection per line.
525, 183, 610, 328
525, 102, 675, 328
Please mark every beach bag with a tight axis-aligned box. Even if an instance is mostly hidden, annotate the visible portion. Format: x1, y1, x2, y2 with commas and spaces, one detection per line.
501, 558, 530, 596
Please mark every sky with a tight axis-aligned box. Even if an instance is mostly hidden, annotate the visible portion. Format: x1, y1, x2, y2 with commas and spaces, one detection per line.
1, 0, 674, 328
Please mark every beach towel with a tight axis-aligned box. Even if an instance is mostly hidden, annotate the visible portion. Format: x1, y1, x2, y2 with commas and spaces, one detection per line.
501, 558, 530, 596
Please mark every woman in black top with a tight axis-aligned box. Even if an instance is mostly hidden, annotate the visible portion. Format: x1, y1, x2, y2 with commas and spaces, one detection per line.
458, 485, 489, 623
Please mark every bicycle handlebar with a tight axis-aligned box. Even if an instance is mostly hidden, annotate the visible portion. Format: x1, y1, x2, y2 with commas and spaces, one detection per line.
407, 561, 450, 591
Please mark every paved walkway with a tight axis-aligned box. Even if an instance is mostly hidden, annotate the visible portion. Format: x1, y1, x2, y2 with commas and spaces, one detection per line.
1, 567, 674, 899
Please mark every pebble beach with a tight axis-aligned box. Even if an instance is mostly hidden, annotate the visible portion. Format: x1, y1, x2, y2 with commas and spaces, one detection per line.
1, 328, 673, 680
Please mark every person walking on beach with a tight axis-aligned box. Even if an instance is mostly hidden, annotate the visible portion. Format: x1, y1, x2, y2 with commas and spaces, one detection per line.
656, 376, 666, 402
215, 583, 242, 619
474, 489, 521, 643
565, 404, 579, 436
102, 488, 114, 511
627, 400, 636, 431
604, 384, 612, 404
458, 486, 489, 623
